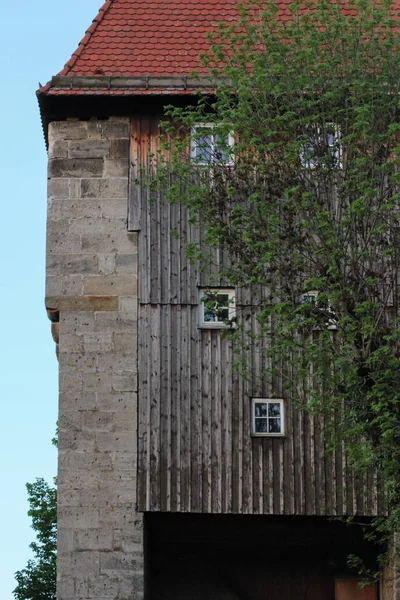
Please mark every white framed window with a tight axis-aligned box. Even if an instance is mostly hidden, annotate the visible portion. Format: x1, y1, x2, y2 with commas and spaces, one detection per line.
251, 399, 284, 436
198, 288, 235, 328
190, 123, 234, 165
299, 290, 337, 330
300, 123, 341, 170
299, 290, 319, 305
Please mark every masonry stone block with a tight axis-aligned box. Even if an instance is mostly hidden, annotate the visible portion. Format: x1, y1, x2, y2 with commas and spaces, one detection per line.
83, 372, 112, 392
113, 331, 137, 352
47, 275, 84, 297
68, 139, 110, 159
58, 391, 97, 412
57, 528, 75, 554
83, 275, 136, 296
115, 253, 138, 274
86, 121, 105, 139
47, 296, 119, 313
94, 311, 137, 331
59, 508, 100, 530
76, 575, 120, 599
58, 410, 82, 431
109, 138, 130, 158
48, 158, 104, 178
103, 158, 129, 177
81, 178, 128, 199
119, 295, 138, 314
59, 353, 97, 373
83, 332, 114, 353
97, 352, 136, 373
95, 432, 135, 452
61, 310, 94, 329
57, 333, 84, 353
81, 411, 114, 432
48, 140, 69, 159
98, 253, 116, 275
101, 120, 130, 139
95, 391, 137, 412
69, 179, 81, 198
46, 232, 81, 255
48, 199, 102, 221
58, 429, 96, 452
48, 178, 70, 199
59, 372, 84, 393
81, 232, 137, 253
112, 372, 137, 392
101, 199, 128, 219
75, 530, 113, 552
68, 216, 107, 235
49, 121, 89, 142
61, 311, 95, 333
47, 254, 99, 275
112, 411, 138, 432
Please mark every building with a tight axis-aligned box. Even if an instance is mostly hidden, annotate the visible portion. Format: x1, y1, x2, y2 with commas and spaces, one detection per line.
37, 1, 397, 598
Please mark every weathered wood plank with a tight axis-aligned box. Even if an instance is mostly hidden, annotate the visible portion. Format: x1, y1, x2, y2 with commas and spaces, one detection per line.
170, 305, 180, 512
211, 332, 222, 513
201, 331, 212, 513
190, 306, 202, 513
128, 117, 142, 231
159, 305, 171, 512
138, 305, 151, 511
180, 306, 191, 512
149, 307, 161, 511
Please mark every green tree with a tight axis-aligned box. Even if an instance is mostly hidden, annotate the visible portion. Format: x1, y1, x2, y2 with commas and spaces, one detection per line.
13, 478, 57, 600
156, 0, 400, 570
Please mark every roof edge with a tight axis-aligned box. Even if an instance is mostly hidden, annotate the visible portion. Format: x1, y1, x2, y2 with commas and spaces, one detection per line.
48, 75, 220, 90
59, 0, 114, 77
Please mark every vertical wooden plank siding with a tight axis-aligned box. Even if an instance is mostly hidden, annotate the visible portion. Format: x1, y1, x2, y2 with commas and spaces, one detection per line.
132, 115, 381, 517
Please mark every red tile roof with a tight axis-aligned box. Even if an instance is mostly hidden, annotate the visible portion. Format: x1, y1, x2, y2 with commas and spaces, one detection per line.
59, 0, 243, 78
40, 0, 399, 97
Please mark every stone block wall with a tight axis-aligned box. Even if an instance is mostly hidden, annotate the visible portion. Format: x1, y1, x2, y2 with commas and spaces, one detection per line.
46, 118, 144, 600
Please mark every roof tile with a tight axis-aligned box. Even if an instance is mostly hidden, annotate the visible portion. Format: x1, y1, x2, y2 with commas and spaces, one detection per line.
41, 0, 400, 95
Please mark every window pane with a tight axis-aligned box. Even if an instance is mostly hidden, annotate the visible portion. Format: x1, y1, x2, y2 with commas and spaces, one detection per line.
204, 307, 216, 322
216, 307, 229, 322
216, 294, 230, 322
268, 418, 281, 433
217, 294, 229, 307
215, 134, 231, 163
255, 403, 268, 417
255, 418, 269, 433
193, 128, 213, 163
268, 403, 281, 418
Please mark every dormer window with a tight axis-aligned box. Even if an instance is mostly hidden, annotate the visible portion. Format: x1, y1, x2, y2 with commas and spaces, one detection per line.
190, 124, 234, 165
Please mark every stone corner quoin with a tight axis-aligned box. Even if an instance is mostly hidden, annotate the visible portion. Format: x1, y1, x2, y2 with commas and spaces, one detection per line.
46, 118, 144, 600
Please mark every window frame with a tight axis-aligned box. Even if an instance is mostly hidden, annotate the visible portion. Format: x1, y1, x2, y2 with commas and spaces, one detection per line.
198, 288, 236, 329
251, 398, 285, 437
300, 123, 341, 170
299, 290, 338, 330
190, 123, 234, 166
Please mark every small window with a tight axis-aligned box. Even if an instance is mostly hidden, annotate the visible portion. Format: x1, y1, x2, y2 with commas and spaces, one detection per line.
191, 124, 234, 165
198, 288, 235, 328
300, 124, 341, 169
299, 290, 337, 330
299, 290, 318, 304
251, 399, 284, 436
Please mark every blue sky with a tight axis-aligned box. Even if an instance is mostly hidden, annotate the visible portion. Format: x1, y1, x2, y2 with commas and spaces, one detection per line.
0, 1, 101, 597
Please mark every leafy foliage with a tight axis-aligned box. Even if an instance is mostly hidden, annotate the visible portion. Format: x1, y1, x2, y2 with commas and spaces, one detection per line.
13, 478, 57, 600
155, 0, 400, 572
